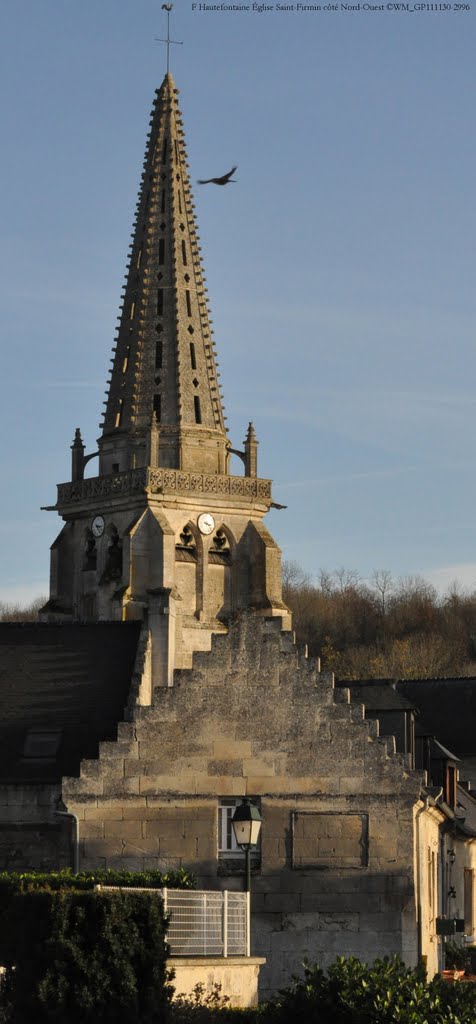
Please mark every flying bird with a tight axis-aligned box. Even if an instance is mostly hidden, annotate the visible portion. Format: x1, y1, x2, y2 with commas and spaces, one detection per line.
197, 166, 237, 186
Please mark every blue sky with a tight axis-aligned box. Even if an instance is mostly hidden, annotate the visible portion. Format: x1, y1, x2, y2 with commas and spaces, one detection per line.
1, 0, 475, 603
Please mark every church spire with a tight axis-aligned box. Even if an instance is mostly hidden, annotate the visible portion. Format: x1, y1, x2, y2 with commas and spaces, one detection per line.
99, 73, 229, 476
44, 67, 287, 639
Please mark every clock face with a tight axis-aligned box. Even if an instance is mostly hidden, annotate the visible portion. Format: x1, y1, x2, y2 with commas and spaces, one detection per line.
91, 515, 105, 538
197, 512, 215, 536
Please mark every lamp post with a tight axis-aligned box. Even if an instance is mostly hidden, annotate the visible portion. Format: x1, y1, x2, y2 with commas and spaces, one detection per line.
231, 798, 262, 893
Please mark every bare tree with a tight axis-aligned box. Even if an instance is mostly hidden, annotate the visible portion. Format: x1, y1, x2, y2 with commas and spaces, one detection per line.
282, 560, 311, 592
369, 569, 395, 617
332, 567, 361, 594
0, 597, 46, 622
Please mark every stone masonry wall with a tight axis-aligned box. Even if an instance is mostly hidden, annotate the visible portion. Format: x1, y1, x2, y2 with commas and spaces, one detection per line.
0, 783, 71, 872
63, 614, 424, 997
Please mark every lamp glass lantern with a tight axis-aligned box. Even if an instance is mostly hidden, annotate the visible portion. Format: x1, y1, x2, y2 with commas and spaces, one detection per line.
231, 798, 262, 892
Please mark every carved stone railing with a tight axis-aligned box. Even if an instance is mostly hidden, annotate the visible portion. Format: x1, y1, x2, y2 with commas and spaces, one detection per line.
56, 468, 272, 507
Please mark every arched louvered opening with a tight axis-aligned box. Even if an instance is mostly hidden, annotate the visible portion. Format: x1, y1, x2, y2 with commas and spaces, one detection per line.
207, 524, 235, 623
82, 530, 97, 572
100, 525, 123, 584
175, 521, 201, 619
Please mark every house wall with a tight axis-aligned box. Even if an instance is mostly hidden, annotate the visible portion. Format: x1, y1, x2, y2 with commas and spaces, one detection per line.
0, 783, 71, 872
413, 801, 443, 978
63, 613, 424, 998
168, 957, 265, 1008
445, 832, 476, 942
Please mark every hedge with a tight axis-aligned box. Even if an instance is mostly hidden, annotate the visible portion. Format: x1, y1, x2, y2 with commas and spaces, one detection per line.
0, 866, 195, 898
2, 889, 172, 1024
0, 868, 195, 1023
0, 867, 194, 960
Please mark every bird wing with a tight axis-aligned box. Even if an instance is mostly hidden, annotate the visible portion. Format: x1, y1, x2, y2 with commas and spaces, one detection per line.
197, 166, 238, 186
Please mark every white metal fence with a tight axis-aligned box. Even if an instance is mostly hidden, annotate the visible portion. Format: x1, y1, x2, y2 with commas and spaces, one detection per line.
163, 888, 250, 957
95, 886, 250, 957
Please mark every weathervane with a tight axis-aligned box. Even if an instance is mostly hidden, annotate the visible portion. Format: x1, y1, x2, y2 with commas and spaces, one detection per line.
155, 4, 183, 75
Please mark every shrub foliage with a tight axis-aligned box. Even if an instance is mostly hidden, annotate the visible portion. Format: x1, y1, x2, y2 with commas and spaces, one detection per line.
0, 868, 195, 1023
3, 889, 171, 1024
261, 956, 476, 1024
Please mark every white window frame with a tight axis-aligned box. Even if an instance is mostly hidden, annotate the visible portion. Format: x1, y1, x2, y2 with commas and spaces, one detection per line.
218, 797, 261, 857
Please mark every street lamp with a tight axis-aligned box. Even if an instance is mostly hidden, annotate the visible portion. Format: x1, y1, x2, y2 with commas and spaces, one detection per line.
231, 798, 262, 892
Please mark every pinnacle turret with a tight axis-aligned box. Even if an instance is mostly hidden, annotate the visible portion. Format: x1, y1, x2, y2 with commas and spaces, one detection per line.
71, 428, 85, 482
99, 73, 229, 476
243, 422, 258, 478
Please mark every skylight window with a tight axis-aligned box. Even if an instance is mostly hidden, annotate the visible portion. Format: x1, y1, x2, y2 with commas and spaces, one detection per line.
22, 730, 62, 760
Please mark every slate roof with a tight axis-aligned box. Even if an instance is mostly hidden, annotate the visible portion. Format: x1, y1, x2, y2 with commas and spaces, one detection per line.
397, 679, 476, 757
336, 677, 476, 758
0, 622, 141, 783
335, 680, 416, 712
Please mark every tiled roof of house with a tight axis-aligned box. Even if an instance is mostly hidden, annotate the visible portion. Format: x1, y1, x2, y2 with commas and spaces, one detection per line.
0, 622, 141, 782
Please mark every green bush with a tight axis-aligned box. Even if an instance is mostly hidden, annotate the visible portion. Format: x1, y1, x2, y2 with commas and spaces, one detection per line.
0, 865, 195, 900
444, 940, 470, 971
3, 889, 172, 1024
0, 867, 194, 965
0, 868, 195, 1021
260, 955, 476, 1024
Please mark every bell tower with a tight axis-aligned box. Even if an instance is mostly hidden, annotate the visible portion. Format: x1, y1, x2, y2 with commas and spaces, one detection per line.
41, 72, 290, 687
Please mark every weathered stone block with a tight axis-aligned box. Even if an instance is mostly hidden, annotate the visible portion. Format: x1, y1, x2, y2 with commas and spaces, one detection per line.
104, 820, 143, 839
338, 777, 365, 795
264, 892, 301, 914
139, 775, 198, 794
121, 800, 148, 818
80, 821, 105, 839
83, 802, 123, 821
99, 740, 139, 759
208, 760, 243, 777
64, 776, 104, 797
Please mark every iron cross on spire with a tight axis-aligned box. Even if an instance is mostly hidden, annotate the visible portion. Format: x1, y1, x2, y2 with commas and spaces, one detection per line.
155, 4, 183, 75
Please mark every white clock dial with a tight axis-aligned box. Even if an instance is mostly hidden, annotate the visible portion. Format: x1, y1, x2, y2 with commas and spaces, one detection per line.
91, 515, 105, 538
197, 512, 215, 536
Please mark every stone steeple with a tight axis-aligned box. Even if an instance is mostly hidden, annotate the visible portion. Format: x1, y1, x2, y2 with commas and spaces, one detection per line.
42, 73, 290, 683
99, 72, 229, 477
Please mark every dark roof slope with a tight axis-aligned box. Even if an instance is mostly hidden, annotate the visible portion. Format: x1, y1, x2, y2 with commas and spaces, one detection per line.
335, 680, 415, 712
397, 678, 476, 757
0, 622, 141, 782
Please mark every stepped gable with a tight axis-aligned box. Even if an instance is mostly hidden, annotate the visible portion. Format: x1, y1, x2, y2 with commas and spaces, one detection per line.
0, 622, 141, 782
100, 71, 228, 472
64, 614, 423, 808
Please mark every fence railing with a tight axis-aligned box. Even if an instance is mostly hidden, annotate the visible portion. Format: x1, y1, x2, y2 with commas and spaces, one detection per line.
163, 888, 250, 957
95, 886, 250, 957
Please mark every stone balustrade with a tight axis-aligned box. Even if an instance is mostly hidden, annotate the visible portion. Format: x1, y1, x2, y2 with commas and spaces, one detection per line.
56, 468, 272, 507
